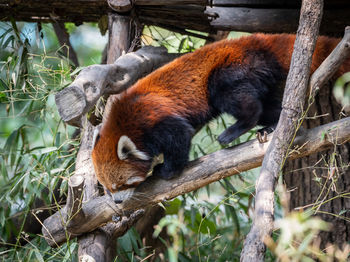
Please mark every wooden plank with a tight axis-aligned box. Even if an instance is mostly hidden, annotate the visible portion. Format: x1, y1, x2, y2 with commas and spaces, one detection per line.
135, 0, 207, 5
213, 0, 350, 8
207, 7, 350, 36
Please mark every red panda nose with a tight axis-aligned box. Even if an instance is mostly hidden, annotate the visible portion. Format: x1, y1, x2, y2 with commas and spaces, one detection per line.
106, 189, 123, 203
114, 199, 123, 204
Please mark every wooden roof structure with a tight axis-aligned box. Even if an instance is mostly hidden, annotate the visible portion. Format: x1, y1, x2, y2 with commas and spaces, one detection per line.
1, 0, 349, 36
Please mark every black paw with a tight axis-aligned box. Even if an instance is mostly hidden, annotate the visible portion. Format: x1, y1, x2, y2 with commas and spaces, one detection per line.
153, 164, 177, 180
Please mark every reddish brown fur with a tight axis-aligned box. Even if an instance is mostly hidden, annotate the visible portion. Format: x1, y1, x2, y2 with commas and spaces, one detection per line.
92, 33, 349, 193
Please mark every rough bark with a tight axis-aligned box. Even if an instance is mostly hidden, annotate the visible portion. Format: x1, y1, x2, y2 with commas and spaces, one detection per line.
54, 46, 179, 126
240, 1, 324, 261
42, 117, 350, 246
107, 13, 136, 64
285, 86, 350, 248
75, 120, 113, 262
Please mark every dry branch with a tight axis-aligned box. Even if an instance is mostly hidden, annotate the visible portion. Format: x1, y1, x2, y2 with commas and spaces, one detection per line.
42, 116, 350, 246
240, 1, 324, 261
309, 26, 350, 98
54, 46, 179, 126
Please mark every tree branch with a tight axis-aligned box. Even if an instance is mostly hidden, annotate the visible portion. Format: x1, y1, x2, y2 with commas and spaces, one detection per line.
309, 26, 350, 98
54, 46, 180, 126
240, 1, 324, 261
42, 116, 350, 246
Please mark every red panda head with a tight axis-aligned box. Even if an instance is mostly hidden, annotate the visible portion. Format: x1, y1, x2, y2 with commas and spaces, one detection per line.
92, 128, 152, 200
91, 83, 176, 202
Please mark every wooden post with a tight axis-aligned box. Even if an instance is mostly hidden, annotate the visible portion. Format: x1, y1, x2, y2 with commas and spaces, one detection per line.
77, 11, 138, 262
107, 12, 136, 64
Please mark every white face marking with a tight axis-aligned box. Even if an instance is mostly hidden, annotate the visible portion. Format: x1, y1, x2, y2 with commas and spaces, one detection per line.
112, 188, 135, 203
117, 135, 150, 161
112, 183, 117, 190
125, 176, 145, 186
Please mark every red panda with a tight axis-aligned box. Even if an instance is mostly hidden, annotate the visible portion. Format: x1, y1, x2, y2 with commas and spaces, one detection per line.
92, 33, 350, 203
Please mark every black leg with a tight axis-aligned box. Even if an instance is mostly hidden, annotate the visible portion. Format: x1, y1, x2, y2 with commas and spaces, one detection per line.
207, 50, 285, 145
217, 93, 263, 145
143, 116, 194, 180
218, 118, 258, 145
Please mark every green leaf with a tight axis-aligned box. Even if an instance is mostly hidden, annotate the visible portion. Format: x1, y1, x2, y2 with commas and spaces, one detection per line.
2, 35, 15, 49
30, 146, 58, 155
166, 198, 182, 215
199, 216, 216, 235
34, 249, 45, 262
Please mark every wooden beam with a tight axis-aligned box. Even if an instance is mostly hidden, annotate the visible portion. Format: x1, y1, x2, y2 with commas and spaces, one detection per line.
207, 7, 349, 36
1, 0, 348, 37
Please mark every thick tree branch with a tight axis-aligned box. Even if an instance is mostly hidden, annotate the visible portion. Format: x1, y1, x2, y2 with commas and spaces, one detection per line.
42, 116, 350, 246
54, 46, 179, 126
240, 1, 324, 261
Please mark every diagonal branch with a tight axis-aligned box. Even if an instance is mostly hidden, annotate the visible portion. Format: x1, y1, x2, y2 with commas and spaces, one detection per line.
42, 116, 350, 246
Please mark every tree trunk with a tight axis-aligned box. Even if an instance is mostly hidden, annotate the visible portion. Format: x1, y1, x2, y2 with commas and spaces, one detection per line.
284, 82, 350, 247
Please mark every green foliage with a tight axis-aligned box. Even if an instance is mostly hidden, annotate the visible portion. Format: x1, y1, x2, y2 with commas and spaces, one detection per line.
267, 210, 350, 262
333, 72, 350, 110
0, 21, 98, 260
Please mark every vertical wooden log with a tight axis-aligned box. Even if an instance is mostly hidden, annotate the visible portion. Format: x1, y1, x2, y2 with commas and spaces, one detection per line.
76, 120, 113, 262
107, 12, 136, 64
77, 12, 137, 262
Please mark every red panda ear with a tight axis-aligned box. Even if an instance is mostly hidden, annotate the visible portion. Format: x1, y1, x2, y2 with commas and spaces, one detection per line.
125, 176, 145, 186
117, 135, 150, 161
